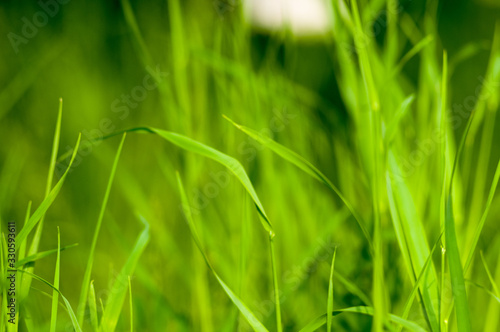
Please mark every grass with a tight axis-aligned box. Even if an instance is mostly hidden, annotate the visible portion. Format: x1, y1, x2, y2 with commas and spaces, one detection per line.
1, 0, 500, 331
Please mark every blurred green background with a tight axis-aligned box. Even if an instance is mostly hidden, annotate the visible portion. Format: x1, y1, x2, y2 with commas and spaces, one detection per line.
1, 0, 500, 331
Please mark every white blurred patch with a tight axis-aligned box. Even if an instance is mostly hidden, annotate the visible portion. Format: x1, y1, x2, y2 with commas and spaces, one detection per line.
244, 0, 332, 36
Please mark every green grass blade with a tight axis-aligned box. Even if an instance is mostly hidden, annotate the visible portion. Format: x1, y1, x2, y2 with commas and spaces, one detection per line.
327, 248, 337, 332
176, 172, 269, 332
89, 281, 99, 331
99, 215, 150, 332
50, 227, 61, 332
16, 243, 78, 268
392, 35, 434, 76
298, 306, 427, 332
16, 133, 81, 247
464, 157, 500, 272
222, 117, 370, 248
17, 269, 82, 332
77, 133, 127, 324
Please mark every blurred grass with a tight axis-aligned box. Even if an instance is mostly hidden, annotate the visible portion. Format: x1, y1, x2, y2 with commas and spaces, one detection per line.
1, 0, 500, 331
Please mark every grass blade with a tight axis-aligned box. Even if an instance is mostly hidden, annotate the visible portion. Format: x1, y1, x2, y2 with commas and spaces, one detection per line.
464, 157, 500, 272
99, 215, 150, 332
327, 248, 337, 332
176, 172, 269, 332
392, 35, 434, 76
77, 133, 127, 324
50, 226, 61, 332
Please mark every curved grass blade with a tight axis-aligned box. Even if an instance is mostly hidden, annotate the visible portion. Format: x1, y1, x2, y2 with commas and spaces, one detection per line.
298, 306, 426, 332
17, 269, 82, 332
176, 172, 269, 332
327, 248, 337, 332
77, 133, 127, 324
392, 35, 434, 76
50, 227, 61, 332
16, 133, 81, 247
99, 215, 150, 332
107, 127, 273, 235
222, 116, 369, 248
16, 243, 78, 268
464, 157, 500, 272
